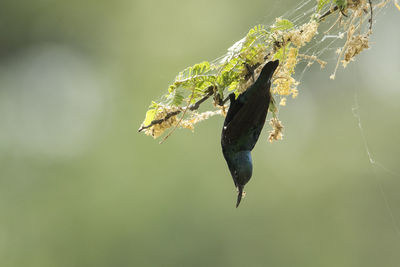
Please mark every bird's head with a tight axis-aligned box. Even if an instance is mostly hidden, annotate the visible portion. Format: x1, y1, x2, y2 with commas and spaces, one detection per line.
224, 150, 253, 207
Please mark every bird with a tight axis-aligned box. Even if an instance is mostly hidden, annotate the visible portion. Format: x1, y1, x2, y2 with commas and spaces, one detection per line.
221, 60, 279, 208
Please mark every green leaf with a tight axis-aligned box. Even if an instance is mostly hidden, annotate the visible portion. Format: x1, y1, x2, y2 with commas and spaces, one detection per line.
334, 0, 347, 10
178, 61, 212, 81
270, 19, 294, 32
268, 98, 278, 115
218, 86, 224, 99
247, 25, 268, 38
273, 43, 290, 61
143, 108, 157, 126
168, 85, 176, 93
217, 70, 239, 89
191, 61, 211, 75
227, 81, 239, 91
170, 90, 184, 106
149, 101, 158, 109
317, 0, 332, 12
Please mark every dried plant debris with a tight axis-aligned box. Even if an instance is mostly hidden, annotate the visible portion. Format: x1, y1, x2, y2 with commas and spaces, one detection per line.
139, 0, 395, 142
268, 118, 284, 143
343, 31, 370, 67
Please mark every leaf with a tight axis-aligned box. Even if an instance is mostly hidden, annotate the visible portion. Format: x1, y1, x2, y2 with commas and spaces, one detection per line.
317, 0, 332, 12
247, 25, 268, 39
273, 43, 290, 61
143, 108, 157, 126
170, 90, 184, 106
168, 85, 176, 93
149, 101, 158, 109
268, 98, 278, 115
191, 61, 211, 75
139, 0, 387, 141
218, 86, 224, 98
270, 19, 294, 32
227, 81, 239, 91
217, 70, 239, 89
334, 0, 347, 9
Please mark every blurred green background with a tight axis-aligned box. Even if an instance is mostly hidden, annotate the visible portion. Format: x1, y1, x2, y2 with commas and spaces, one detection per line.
1, 0, 400, 266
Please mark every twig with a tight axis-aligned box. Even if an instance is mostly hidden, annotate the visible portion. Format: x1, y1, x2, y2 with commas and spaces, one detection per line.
395, 0, 400, 11
138, 87, 214, 133
324, 14, 342, 34
159, 89, 196, 144
319, 5, 339, 22
297, 54, 327, 68
368, 0, 373, 31
138, 110, 180, 132
330, 10, 359, 79
189, 86, 214, 110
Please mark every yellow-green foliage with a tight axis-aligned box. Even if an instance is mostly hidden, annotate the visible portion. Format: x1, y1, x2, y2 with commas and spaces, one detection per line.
139, 0, 394, 140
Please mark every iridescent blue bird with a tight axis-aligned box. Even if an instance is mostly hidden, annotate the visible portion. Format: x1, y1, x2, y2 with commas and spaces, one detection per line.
221, 60, 279, 207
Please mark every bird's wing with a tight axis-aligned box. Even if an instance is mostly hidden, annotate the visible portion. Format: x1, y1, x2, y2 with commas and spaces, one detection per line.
223, 93, 244, 127
222, 89, 269, 149
221, 60, 278, 149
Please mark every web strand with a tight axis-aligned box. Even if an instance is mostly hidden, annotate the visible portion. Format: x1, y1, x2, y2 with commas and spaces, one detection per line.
352, 89, 400, 238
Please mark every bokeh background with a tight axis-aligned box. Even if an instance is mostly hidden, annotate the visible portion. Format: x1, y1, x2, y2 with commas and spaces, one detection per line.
1, 0, 400, 266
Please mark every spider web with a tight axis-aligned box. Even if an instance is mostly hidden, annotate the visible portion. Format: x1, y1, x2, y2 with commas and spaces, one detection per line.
353, 89, 400, 238
264, 0, 400, 239
143, 0, 400, 233
202, 0, 388, 110
164, 0, 398, 238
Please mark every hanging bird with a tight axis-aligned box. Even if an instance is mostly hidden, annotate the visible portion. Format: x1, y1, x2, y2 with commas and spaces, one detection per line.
221, 60, 279, 208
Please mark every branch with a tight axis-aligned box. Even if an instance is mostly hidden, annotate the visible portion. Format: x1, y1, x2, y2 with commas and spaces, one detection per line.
368, 0, 373, 31
137, 86, 214, 133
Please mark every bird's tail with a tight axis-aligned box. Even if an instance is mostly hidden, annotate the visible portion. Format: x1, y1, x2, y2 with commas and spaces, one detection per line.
236, 185, 244, 208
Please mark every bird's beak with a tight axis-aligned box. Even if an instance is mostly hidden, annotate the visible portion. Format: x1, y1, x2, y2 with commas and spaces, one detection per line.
236, 185, 244, 208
